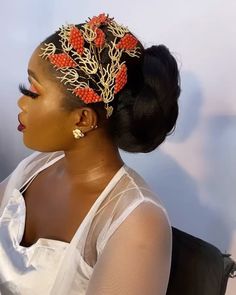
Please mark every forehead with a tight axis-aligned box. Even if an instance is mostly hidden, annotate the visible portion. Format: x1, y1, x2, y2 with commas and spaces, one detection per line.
28, 47, 45, 74
28, 46, 56, 85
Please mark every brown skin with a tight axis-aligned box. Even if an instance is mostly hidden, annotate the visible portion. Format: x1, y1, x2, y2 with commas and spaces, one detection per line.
17, 47, 124, 248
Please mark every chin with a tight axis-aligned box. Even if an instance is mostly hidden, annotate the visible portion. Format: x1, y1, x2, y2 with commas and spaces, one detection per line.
22, 132, 68, 152
23, 140, 61, 153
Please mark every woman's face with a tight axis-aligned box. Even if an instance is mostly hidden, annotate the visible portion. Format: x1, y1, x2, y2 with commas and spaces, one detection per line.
17, 47, 77, 152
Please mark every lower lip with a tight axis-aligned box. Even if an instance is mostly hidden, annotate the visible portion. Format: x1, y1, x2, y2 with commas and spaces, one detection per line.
18, 123, 25, 132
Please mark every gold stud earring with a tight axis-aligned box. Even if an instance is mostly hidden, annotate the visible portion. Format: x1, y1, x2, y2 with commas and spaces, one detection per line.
73, 128, 85, 139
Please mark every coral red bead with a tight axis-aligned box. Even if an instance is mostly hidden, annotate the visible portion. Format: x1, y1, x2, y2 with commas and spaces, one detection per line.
74, 87, 102, 104
94, 28, 105, 47
88, 13, 108, 28
116, 34, 138, 50
69, 27, 84, 55
49, 53, 77, 68
114, 64, 127, 94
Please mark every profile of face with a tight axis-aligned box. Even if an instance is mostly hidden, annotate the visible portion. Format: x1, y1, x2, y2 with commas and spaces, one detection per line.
17, 15, 180, 155
17, 47, 93, 152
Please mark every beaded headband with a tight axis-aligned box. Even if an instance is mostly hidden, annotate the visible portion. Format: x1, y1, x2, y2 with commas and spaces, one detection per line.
39, 13, 142, 117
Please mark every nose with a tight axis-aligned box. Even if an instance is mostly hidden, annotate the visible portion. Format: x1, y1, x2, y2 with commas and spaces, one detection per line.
17, 95, 27, 111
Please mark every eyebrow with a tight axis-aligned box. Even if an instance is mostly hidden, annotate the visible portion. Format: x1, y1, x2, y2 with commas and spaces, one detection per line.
27, 69, 39, 82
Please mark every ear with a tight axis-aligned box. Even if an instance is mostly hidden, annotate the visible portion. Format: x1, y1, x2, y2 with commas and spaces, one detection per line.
73, 107, 98, 131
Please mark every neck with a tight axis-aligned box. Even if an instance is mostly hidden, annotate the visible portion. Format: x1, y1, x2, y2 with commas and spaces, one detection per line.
58, 131, 124, 185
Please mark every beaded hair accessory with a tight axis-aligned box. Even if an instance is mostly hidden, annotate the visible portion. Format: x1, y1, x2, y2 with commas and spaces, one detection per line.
40, 13, 142, 117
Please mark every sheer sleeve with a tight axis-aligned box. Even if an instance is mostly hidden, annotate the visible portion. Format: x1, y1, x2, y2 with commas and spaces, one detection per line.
0, 151, 62, 213
86, 201, 172, 295
0, 175, 11, 208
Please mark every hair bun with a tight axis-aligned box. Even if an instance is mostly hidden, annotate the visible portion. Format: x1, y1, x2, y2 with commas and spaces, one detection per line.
109, 44, 181, 153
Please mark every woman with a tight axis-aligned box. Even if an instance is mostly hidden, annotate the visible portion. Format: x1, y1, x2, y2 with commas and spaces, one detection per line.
0, 13, 180, 295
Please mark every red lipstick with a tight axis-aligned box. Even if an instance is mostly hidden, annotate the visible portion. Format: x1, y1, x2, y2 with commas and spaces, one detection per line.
18, 123, 25, 131
18, 115, 26, 131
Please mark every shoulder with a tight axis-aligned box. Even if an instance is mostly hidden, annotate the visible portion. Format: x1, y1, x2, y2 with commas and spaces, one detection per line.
121, 165, 168, 213
97, 195, 172, 257
87, 200, 172, 295
108, 200, 172, 247
2, 151, 64, 190
98, 165, 171, 248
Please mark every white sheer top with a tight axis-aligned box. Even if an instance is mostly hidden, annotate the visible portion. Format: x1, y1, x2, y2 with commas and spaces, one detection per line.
0, 151, 172, 295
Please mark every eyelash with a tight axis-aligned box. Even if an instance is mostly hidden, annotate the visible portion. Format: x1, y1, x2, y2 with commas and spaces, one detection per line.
19, 83, 39, 99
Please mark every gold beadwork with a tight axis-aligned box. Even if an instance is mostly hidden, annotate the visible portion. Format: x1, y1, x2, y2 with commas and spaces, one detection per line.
40, 13, 142, 118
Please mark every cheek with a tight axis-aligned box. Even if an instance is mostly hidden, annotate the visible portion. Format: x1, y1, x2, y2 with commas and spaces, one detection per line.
23, 105, 73, 152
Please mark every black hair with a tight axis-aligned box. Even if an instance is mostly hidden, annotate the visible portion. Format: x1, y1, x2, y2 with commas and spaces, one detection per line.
109, 45, 180, 153
41, 23, 180, 153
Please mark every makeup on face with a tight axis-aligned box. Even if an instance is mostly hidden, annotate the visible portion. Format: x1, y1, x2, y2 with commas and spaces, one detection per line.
17, 114, 26, 132
29, 84, 38, 93
17, 80, 40, 132
18, 83, 39, 99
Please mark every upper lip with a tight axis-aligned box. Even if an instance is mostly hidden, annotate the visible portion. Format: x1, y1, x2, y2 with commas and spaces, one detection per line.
18, 114, 25, 127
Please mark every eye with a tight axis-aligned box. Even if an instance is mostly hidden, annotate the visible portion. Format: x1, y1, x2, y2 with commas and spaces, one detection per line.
19, 83, 39, 99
